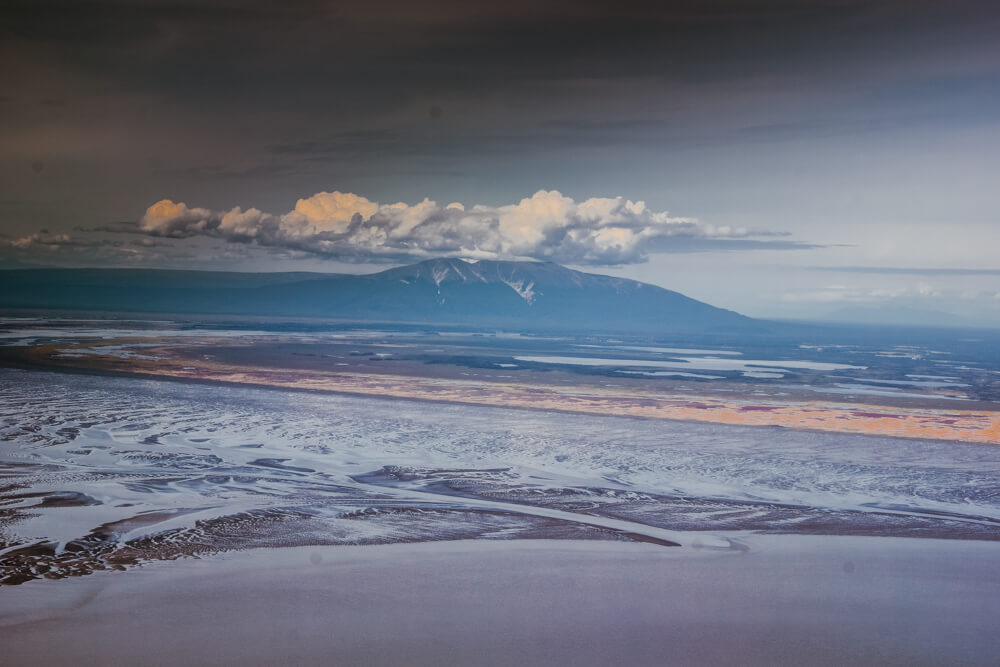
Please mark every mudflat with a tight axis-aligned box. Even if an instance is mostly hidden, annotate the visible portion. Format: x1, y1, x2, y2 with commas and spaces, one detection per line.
5, 327, 999, 444
3, 537, 999, 666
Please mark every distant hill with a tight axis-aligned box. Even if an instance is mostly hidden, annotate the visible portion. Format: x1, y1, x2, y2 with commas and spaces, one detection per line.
0, 259, 759, 333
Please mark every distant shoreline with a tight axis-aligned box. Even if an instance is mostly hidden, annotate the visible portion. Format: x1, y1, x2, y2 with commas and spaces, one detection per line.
3, 345, 997, 445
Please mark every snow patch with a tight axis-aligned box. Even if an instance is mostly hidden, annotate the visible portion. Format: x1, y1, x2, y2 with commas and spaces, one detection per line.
431, 265, 450, 287
500, 276, 536, 304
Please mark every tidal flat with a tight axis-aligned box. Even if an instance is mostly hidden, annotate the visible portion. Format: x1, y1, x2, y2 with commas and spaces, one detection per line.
1, 319, 999, 664
2, 318, 999, 443
4, 538, 1000, 666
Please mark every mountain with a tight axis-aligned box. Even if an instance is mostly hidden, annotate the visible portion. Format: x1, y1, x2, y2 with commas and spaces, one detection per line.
0, 259, 757, 333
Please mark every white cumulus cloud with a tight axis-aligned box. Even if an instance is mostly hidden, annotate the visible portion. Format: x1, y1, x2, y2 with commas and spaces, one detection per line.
135, 189, 783, 265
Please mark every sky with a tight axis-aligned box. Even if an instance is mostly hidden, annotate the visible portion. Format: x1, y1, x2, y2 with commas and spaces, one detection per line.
1, 0, 998, 325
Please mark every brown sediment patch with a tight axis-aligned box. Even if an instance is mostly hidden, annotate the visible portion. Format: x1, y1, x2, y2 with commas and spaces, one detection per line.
0, 505, 642, 586
852, 411, 903, 419
613, 531, 680, 547
4, 491, 103, 508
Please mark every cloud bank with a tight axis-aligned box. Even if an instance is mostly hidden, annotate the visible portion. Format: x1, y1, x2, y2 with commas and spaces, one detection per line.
135, 190, 784, 265
780, 283, 944, 304
2, 233, 122, 250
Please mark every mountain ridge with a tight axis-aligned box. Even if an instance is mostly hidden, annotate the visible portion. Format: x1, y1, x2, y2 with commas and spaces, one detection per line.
0, 259, 759, 334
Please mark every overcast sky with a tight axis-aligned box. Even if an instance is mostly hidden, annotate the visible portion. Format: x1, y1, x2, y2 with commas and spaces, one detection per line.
1, 0, 998, 324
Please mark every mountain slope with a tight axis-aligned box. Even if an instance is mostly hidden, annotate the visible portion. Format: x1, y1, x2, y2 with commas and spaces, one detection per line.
0, 259, 757, 333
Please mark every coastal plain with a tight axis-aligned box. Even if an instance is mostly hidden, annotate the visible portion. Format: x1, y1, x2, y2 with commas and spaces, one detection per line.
2, 317, 998, 665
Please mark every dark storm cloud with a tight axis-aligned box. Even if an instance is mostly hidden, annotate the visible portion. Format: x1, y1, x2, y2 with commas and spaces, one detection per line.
258, 109, 986, 176
270, 131, 401, 156
1, 0, 998, 272
78, 222, 144, 234
3, 1, 997, 175
151, 162, 307, 182
5, 1, 996, 109
0, 233, 124, 249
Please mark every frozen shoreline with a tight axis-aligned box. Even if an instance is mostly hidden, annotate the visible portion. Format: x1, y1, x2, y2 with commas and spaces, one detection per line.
3, 535, 999, 666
